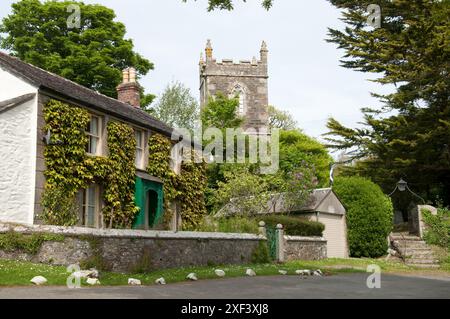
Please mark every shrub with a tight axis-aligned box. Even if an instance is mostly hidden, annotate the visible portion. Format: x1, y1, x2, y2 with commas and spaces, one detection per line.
422, 208, 450, 248
259, 215, 324, 237
251, 241, 271, 264
0, 231, 65, 254
196, 216, 259, 234
333, 176, 393, 258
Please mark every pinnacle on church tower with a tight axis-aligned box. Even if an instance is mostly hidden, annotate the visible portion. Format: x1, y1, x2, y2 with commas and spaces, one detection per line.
205, 39, 213, 61
260, 41, 268, 64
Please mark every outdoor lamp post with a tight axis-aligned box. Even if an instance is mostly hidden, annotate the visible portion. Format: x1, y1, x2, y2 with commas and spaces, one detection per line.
388, 178, 425, 204
397, 178, 408, 192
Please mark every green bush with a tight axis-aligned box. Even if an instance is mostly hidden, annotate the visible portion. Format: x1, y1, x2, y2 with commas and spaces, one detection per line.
259, 215, 324, 237
422, 208, 450, 248
196, 216, 259, 234
251, 241, 271, 264
0, 231, 65, 254
333, 176, 393, 258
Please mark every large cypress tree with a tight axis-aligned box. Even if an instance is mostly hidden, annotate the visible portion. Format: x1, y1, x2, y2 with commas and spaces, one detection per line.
324, 0, 450, 204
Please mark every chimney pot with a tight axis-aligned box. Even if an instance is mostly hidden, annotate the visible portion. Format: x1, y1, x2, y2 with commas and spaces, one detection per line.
117, 67, 140, 108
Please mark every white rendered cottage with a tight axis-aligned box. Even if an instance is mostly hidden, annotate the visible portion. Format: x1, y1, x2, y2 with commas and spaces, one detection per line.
0, 52, 185, 229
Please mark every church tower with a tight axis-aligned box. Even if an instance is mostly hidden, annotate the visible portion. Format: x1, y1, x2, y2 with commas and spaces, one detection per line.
199, 40, 269, 134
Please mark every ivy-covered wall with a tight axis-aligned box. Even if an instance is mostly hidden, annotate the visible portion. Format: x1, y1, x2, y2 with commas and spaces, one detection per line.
42, 100, 138, 228
147, 134, 207, 230
42, 99, 207, 230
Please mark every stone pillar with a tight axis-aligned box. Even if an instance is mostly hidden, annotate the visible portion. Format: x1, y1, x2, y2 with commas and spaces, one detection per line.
276, 224, 285, 263
258, 221, 266, 237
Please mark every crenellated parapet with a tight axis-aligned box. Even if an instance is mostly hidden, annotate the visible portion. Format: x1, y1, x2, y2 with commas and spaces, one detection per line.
199, 40, 269, 133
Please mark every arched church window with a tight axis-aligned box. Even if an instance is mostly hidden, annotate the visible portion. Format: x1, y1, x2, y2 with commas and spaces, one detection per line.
231, 84, 246, 116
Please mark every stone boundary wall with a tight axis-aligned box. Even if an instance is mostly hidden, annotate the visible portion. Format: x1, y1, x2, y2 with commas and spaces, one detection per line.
283, 236, 327, 261
0, 223, 265, 273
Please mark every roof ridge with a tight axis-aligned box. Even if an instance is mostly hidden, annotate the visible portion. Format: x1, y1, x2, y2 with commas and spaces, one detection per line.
0, 51, 174, 136
0, 51, 163, 122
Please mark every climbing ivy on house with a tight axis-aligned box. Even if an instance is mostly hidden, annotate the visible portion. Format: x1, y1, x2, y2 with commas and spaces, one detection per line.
42, 99, 138, 228
102, 122, 139, 228
178, 157, 208, 230
147, 133, 180, 227
147, 134, 207, 230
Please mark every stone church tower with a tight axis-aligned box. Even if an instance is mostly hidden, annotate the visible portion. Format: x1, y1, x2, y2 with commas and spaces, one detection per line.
199, 40, 269, 134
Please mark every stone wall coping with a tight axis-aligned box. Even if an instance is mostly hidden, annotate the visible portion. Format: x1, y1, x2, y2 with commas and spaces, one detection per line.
284, 235, 327, 243
0, 223, 265, 241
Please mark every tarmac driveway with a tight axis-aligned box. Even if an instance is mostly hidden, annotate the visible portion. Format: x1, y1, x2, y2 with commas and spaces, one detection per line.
0, 273, 449, 299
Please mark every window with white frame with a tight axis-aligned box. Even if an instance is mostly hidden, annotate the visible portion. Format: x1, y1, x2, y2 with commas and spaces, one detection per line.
79, 185, 101, 228
135, 129, 145, 169
85, 115, 101, 155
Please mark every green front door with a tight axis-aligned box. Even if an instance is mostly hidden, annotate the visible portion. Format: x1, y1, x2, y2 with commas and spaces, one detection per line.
133, 176, 164, 229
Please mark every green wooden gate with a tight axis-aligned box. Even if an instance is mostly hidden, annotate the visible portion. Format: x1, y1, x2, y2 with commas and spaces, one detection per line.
266, 226, 278, 261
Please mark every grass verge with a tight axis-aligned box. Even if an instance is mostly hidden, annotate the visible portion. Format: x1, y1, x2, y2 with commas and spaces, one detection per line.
0, 257, 448, 287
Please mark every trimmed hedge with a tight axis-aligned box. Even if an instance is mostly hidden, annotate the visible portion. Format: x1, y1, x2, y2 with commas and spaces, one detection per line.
333, 176, 393, 258
259, 215, 324, 237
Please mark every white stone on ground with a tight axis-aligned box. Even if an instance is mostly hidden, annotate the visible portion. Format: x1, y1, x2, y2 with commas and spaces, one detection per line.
313, 270, 322, 277
295, 270, 312, 276
30, 276, 47, 285
215, 269, 226, 277
278, 270, 288, 275
128, 278, 142, 286
88, 269, 99, 278
186, 273, 198, 281
86, 278, 100, 285
73, 269, 99, 279
155, 277, 166, 285
246, 269, 256, 277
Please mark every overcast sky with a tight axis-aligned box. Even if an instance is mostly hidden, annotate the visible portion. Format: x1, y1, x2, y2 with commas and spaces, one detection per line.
0, 0, 394, 144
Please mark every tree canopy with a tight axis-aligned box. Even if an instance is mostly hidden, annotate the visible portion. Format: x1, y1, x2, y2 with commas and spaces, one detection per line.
280, 130, 333, 188
325, 0, 450, 205
183, 0, 273, 11
0, 0, 155, 105
268, 105, 298, 130
151, 81, 199, 131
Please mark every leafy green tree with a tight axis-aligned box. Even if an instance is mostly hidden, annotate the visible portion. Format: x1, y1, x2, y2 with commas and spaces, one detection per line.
268, 105, 298, 130
0, 0, 155, 105
333, 176, 394, 258
280, 130, 332, 187
201, 93, 243, 130
183, 0, 273, 11
151, 81, 199, 131
324, 0, 450, 205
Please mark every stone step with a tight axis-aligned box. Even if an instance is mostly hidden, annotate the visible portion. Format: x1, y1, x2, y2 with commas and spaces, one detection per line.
390, 235, 422, 241
406, 263, 440, 269
406, 258, 440, 264
405, 253, 436, 259
395, 243, 429, 249
392, 239, 427, 244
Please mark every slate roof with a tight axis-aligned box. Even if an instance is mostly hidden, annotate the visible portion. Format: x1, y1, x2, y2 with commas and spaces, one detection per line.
216, 188, 345, 217
0, 52, 174, 137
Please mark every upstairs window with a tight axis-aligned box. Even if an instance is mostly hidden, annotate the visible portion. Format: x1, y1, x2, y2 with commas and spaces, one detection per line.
86, 115, 101, 155
135, 129, 145, 169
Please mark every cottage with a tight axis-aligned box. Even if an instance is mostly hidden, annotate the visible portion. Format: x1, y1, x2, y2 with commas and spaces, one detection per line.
0, 52, 185, 230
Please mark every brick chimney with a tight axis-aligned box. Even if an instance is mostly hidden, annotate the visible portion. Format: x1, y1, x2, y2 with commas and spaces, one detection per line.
117, 67, 140, 107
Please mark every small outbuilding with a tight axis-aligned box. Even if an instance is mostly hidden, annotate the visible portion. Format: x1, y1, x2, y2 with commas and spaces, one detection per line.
217, 188, 349, 258
289, 188, 349, 258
